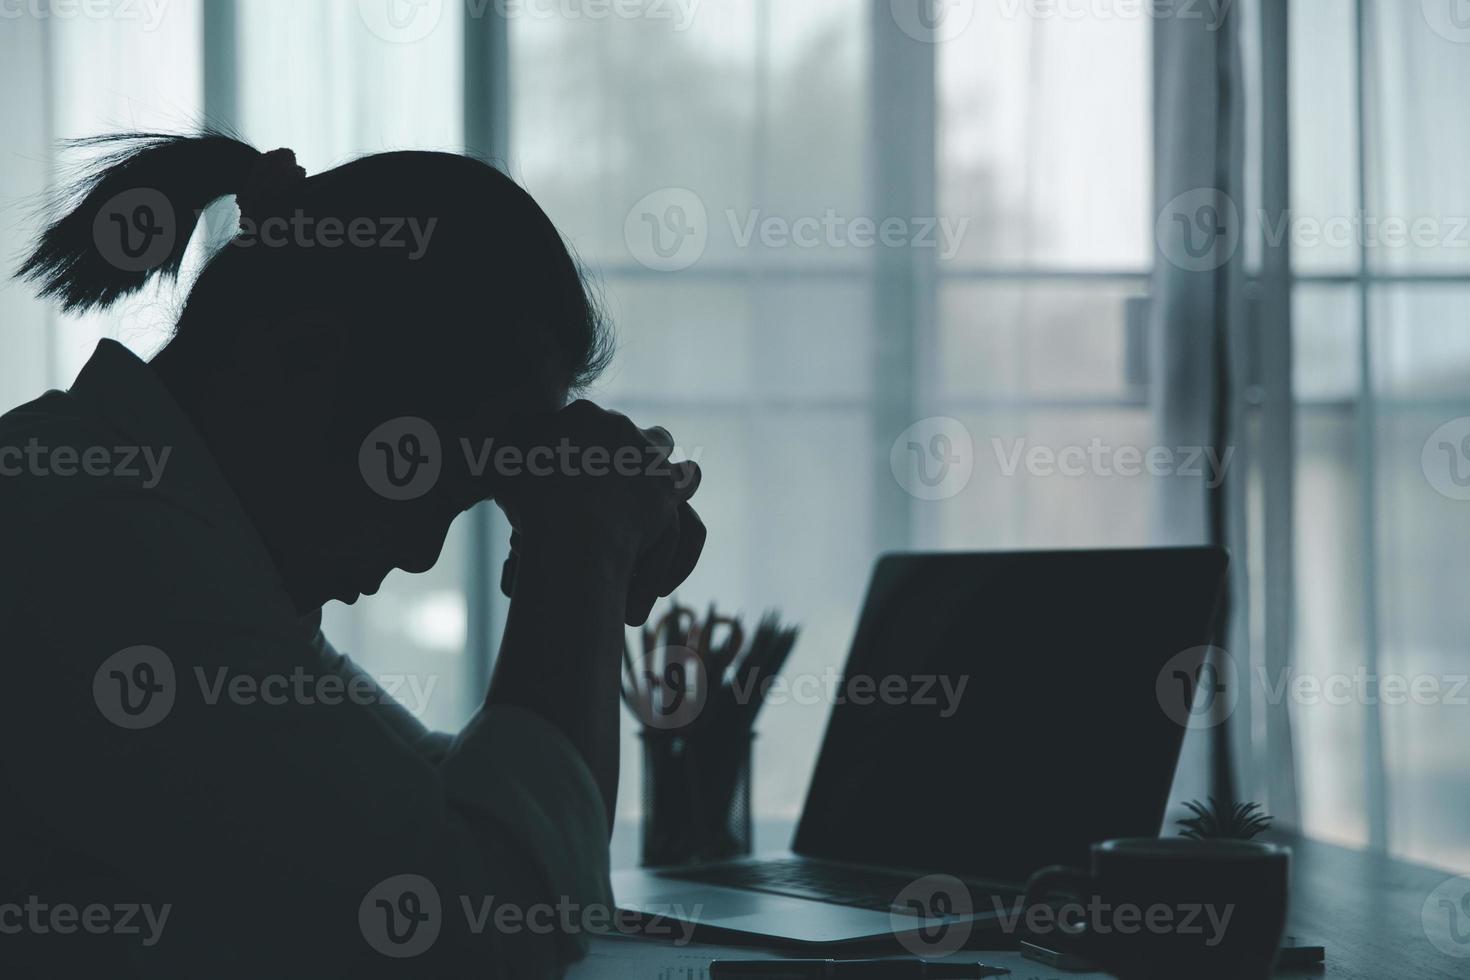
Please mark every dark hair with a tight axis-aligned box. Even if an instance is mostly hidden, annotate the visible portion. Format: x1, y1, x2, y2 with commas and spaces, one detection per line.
17, 132, 613, 405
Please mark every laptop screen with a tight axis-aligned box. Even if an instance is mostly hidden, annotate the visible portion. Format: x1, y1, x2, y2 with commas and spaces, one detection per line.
792, 547, 1228, 883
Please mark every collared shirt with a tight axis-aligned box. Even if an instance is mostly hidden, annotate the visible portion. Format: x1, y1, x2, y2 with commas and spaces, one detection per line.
0, 340, 611, 978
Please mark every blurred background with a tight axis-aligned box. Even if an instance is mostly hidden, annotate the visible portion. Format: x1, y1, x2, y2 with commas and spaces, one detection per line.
2, 0, 1469, 873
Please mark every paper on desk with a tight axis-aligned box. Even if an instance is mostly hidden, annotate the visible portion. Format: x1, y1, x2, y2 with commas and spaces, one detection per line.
569, 935, 1114, 980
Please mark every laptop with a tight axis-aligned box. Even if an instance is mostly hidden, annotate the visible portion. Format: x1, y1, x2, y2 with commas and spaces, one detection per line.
612, 547, 1230, 946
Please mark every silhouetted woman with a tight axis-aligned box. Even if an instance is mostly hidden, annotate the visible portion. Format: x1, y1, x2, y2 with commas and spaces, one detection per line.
0, 133, 704, 978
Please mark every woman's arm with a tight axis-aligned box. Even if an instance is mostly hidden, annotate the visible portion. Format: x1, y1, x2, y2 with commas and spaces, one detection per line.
484, 400, 704, 833
486, 537, 630, 831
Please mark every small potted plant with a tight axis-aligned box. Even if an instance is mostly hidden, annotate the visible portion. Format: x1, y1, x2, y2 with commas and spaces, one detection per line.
1176, 798, 1274, 841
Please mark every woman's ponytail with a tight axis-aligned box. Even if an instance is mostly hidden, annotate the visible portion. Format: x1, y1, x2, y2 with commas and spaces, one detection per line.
16, 132, 263, 313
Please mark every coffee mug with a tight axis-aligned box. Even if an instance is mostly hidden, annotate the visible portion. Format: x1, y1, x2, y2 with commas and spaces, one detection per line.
1022, 838, 1290, 980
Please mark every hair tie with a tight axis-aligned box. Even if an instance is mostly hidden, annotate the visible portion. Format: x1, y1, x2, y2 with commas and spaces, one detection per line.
237, 147, 306, 224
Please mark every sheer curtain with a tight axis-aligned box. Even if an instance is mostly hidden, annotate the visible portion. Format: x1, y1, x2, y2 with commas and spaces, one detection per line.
1287, 0, 1470, 869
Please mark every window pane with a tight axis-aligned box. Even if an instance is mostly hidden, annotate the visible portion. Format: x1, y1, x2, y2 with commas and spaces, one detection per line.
1288, 0, 1360, 275
1292, 284, 1359, 403
510, 3, 759, 268
1293, 408, 1372, 849
936, 280, 1147, 401
592, 278, 756, 403
1367, 0, 1470, 274
913, 408, 1155, 551
237, 0, 462, 172
513, 2, 868, 275
750, 279, 873, 401
938, 7, 1151, 268
1370, 285, 1470, 401
1375, 410, 1470, 869
49, 1, 205, 376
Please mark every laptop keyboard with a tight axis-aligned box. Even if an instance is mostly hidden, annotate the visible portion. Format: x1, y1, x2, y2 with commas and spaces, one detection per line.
663, 859, 1015, 915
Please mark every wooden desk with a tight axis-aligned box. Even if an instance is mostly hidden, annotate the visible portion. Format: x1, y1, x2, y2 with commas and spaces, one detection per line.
1272, 833, 1465, 979
589, 825, 1468, 979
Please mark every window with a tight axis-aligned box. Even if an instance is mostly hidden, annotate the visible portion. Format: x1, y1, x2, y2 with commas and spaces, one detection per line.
509, 1, 1154, 823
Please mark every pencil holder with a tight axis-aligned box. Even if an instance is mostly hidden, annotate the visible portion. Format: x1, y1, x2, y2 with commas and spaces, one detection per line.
640, 730, 754, 867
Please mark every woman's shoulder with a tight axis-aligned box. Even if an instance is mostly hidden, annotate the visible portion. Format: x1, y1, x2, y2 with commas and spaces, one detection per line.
0, 389, 228, 611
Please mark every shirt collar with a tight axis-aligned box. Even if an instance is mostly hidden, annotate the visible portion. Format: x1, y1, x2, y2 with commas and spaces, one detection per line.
67, 339, 289, 592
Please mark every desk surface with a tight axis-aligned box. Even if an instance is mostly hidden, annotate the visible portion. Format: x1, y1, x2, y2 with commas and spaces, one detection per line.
591, 826, 1468, 979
